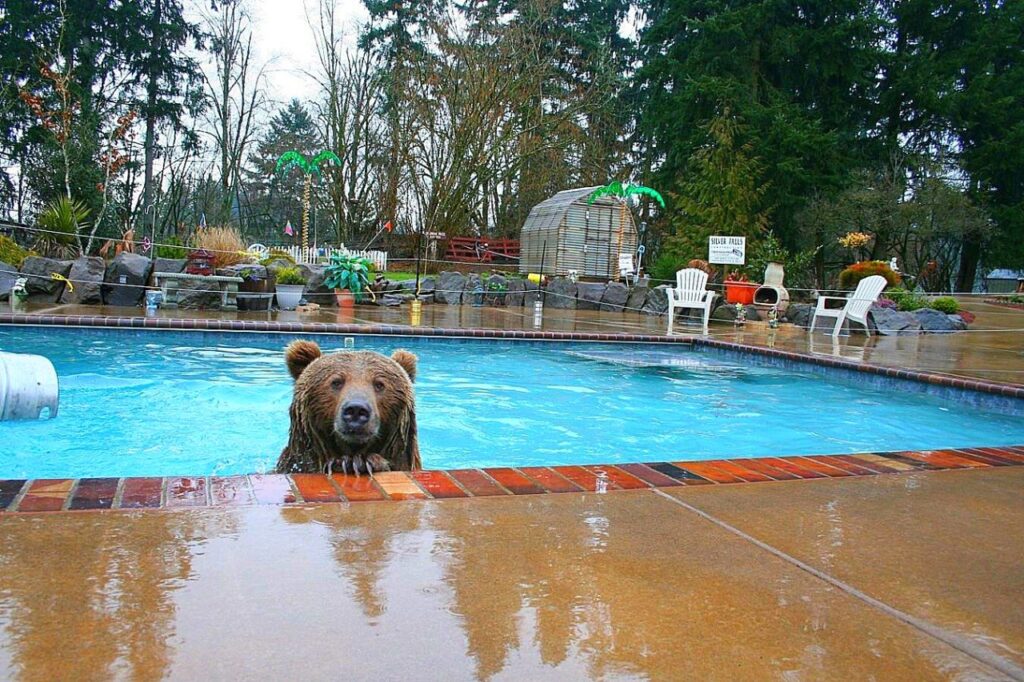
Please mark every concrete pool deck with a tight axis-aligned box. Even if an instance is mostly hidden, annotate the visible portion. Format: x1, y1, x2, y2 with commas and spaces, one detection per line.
1, 467, 1022, 680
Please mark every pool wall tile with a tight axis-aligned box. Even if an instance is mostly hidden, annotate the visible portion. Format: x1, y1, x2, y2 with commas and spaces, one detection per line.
447, 469, 509, 496
411, 471, 469, 499
69, 478, 119, 510
166, 477, 208, 507
615, 463, 683, 488
2, 445, 1023, 513
331, 474, 386, 502
484, 468, 547, 495
0, 480, 27, 511
210, 476, 255, 505
671, 462, 746, 484
551, 466, 621, 492
644, 462, 713, 485
121, 478, 164, 508
372, 472, 429, 500
17, 479, 74, 512
291, 474, 343, 503
584, 465, 651, 490
248, 474, 298, 505
517, 467, 584, 493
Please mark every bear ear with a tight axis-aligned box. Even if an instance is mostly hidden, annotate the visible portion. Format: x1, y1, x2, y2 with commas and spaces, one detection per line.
391, 349, 417, 383
285, 340, 322, 380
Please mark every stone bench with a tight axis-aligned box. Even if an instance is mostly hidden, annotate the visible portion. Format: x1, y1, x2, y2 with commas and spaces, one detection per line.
153, 272, 243, 311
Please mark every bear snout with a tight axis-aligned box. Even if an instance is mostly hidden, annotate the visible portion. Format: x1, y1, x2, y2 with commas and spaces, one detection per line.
335, 397, 379, 442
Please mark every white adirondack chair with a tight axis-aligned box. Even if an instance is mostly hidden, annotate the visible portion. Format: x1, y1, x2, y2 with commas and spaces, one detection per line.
667, 268, 717, 335
810, 275, 888, 338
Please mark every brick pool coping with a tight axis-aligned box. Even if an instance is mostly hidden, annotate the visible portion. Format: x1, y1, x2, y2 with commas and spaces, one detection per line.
2, 312, 1023, 397
2, 447, 1022, 512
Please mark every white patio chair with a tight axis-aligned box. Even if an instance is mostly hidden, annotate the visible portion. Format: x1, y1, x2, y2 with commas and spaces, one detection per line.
810, 275, 888, 338
667, 268, 717, 335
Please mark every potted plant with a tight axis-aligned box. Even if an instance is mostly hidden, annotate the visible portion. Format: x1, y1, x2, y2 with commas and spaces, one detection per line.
274, 266, 306, 310
484, 279, 508, 305
724, 271, 758, 305
323, 253, 372, 308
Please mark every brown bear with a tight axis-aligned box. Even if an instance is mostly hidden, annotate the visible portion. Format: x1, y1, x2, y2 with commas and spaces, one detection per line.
276, 340, 421, 475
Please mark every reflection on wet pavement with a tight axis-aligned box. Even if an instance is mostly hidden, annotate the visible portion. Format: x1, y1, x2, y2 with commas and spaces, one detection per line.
2, 478, 1015, 680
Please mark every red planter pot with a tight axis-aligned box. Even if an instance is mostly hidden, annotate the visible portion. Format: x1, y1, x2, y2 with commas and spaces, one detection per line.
724, 282, 758, 305
334, 289, 355, 308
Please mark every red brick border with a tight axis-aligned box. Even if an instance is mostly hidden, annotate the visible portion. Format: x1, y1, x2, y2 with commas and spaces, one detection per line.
2, 448, 1021, 513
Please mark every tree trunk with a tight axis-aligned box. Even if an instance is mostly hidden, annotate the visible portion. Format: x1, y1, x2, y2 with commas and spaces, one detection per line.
955, 234, 982, 293
142, 0, 162, 224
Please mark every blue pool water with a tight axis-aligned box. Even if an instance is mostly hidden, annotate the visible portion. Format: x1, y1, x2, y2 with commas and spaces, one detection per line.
1, 327, 1022, 478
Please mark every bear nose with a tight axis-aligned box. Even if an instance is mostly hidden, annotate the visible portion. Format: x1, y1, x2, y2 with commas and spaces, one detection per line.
341, 400, 372, 429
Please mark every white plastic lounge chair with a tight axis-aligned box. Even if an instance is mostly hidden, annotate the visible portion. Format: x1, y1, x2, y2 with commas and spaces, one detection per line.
667, 268, 717, 335
810, 275, 888, 338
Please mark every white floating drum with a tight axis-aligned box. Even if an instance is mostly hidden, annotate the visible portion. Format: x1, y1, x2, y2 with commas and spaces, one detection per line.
0, 351, 60, 420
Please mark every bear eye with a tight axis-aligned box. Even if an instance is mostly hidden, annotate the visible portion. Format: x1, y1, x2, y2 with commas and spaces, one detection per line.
373, 379, 386, 392
330, 377, 345, 391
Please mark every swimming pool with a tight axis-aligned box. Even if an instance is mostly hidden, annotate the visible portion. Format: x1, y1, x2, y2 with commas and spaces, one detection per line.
1, 326, 1023, 478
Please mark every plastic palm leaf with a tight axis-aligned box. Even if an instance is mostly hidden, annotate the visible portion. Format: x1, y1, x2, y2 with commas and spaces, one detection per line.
309, 150, 342, 177
274, 151, 311, 177
624, 184, 666, 208
587, 181, 626, 204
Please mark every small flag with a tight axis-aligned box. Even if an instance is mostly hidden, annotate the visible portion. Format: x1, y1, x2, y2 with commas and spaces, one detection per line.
284, 220, 294, 236
142, 236, 152, 253
384, 220, 393, 233
199, 212, 207, 229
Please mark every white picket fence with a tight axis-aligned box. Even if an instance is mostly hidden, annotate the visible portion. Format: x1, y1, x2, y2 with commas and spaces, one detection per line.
254, 244, 388, 272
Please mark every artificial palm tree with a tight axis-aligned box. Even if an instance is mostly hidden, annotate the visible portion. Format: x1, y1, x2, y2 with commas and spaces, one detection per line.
587, 181, 666, 253
274, 150, 342, 254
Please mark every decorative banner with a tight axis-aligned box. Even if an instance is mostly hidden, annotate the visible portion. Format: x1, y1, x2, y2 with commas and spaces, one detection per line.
142, 236, 152, 252
284, 220, 294, 236
384, 220, 393, 232
199, 212, 207, 229
708, 236, 746, 265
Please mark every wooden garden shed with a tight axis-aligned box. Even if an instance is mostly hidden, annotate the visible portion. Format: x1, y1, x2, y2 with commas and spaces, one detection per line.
518, 187, 638, 279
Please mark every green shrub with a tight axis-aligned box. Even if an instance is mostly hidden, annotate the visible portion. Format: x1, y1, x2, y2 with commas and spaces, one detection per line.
36, 196, 89, 259
274, 266, 305, 285
156, 236, 189, 259
838, 260, 901, 289
929, 296, 960, 314
260, 249, 296, 266
0, 236, 34, 267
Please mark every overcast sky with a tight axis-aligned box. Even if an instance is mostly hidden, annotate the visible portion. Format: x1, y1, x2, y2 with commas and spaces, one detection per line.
193, 0, 369, 106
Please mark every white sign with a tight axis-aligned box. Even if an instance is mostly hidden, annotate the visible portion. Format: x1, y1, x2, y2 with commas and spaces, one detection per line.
708, 236, 746, 265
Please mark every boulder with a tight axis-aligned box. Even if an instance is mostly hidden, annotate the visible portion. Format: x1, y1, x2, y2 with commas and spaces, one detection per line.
218, 263, 267, 281
947, 314, 969, 331
626, 284, 648, 313
462, 273, 483, 304
912, 307, 959, 333
419, 276, 436, 295
0, 261, 19, 301
546, 277, 577, 309
641, 285, 671, 315
506, 278, 525, 306
380, 294, 405, 307
869, 306, 922, 335
576, 282, 606, 310
600, 282, 630, 312
175, 279, 225, 310
263, 258, 295, 277
61, 256, 104, 304
783, 302, 814, 328
435, 271, 465, 304
298, 264, 335, 306
102, 253, 152, 306
20, 256, 72, 302
154, 257, 186, 275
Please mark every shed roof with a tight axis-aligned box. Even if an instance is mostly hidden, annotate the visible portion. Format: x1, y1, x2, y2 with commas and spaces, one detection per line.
524, 186, 622, 232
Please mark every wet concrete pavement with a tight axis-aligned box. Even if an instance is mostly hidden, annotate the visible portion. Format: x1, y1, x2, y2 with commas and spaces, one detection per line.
1, 467, 1021, 680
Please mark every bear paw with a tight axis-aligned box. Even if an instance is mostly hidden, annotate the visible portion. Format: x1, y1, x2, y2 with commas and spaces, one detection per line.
329, 454, 391, 476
